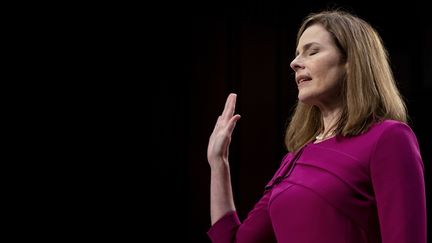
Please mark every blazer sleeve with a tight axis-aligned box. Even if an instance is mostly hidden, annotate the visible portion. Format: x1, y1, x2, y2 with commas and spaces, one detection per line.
207, 153, 293, 243
207, 189, 276, 243
370, 122, 426, 243
207, 210, 241, 243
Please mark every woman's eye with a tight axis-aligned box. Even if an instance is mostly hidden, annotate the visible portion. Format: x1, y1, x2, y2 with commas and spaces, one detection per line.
309, 51, 318, 56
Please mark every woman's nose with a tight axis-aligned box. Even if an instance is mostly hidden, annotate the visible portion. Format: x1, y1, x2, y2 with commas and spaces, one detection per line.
290, 57, 304, 72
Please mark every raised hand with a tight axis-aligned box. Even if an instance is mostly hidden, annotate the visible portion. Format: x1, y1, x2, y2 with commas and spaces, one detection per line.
207, 93, 241, 169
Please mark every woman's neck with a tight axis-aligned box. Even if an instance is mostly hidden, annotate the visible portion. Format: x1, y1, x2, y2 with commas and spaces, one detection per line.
319, 107, 342, 138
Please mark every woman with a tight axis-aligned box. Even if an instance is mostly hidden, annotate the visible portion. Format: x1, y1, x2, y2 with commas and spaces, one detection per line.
206, 10, 426, 243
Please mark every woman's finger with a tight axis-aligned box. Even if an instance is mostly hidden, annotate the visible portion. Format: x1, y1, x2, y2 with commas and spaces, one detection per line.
221, 93, 237, 119
227, 114, 241, 134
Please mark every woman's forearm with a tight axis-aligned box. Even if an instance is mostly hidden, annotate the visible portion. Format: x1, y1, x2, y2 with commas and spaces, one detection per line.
210, 161, 236, 225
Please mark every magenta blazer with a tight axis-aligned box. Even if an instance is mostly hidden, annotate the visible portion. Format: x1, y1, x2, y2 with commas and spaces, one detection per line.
208, 120, 426, 243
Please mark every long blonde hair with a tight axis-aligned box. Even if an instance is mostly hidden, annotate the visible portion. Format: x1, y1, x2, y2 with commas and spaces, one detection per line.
285, 10, 407, 152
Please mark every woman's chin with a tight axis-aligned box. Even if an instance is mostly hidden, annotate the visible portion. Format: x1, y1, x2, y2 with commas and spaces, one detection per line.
298, 93, 315, 104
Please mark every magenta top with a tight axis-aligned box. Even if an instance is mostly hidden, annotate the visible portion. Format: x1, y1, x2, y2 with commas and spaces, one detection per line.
207, 120, 426, 243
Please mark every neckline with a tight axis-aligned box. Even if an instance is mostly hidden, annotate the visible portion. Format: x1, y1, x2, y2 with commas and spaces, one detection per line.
310, 135, 337, 145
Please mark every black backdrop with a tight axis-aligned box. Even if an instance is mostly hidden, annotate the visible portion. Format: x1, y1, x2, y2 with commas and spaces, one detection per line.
148, 1, 431, 242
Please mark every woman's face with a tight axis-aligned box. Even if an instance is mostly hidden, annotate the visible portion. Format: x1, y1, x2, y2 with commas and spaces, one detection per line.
290, 24, 346, 109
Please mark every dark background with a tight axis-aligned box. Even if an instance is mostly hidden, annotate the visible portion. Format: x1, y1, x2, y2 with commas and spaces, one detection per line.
148, 0, 431, 242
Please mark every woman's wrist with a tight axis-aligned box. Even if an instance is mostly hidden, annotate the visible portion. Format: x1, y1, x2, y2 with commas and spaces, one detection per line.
209, 159, 230, 171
